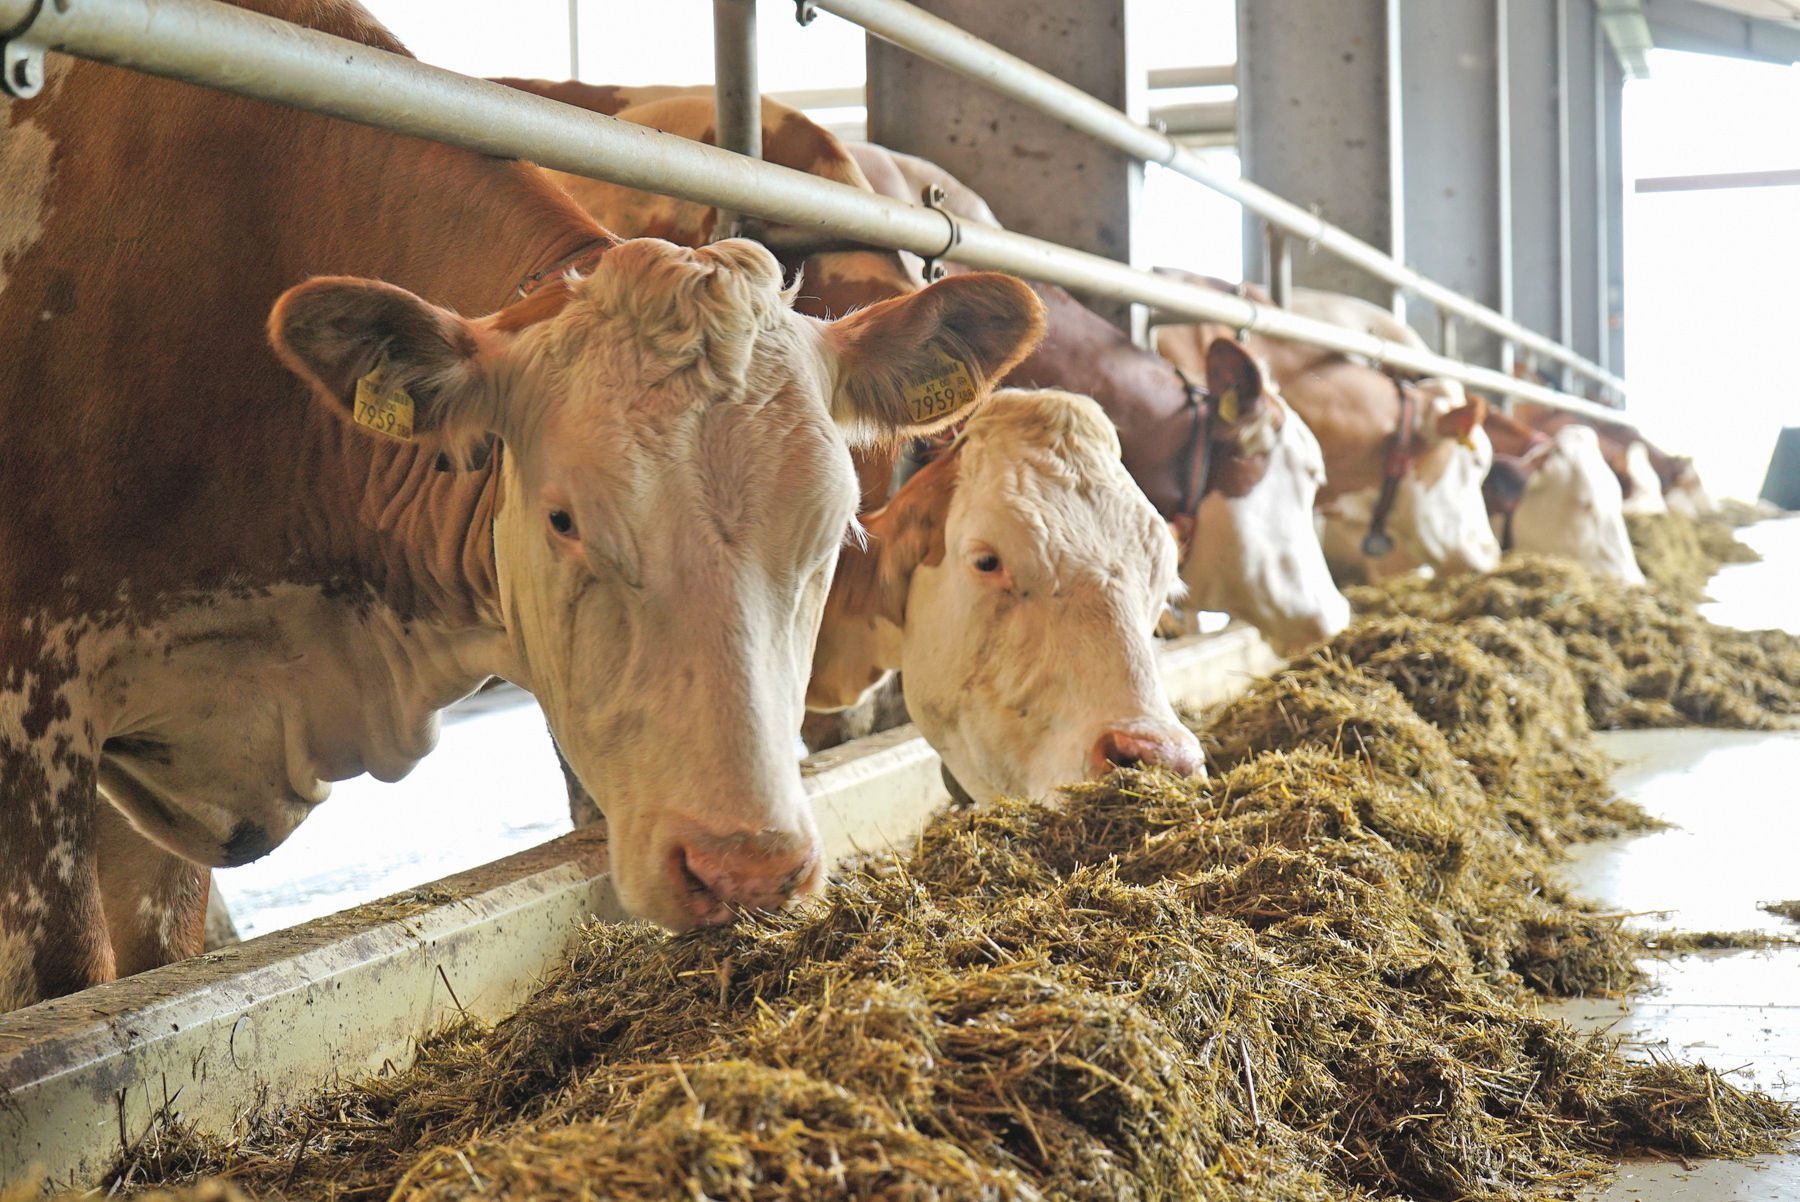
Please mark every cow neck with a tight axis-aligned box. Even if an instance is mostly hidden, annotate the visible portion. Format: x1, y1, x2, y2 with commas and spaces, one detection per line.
0, 13, 610, 631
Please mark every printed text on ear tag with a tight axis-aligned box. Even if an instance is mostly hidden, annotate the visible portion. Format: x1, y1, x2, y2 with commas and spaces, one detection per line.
902, 348, 977, 423
1216, 387, 1240, 423
353, 357, 416, 441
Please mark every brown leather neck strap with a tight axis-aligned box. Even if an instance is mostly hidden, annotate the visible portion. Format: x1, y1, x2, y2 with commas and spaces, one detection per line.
1361, 373, 1417, 559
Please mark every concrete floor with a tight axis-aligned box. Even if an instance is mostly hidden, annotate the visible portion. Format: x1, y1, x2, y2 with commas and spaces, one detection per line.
1553, 517, 1800, 1200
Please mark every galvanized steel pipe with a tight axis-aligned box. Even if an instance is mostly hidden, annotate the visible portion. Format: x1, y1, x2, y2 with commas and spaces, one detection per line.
0, 0, 1628, 423
811, 0, 1629, 401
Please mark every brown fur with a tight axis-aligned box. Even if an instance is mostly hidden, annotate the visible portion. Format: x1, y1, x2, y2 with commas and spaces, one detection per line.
0, 0, 609, 1005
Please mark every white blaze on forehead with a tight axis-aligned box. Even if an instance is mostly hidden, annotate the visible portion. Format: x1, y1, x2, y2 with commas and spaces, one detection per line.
0, 105, 56, 300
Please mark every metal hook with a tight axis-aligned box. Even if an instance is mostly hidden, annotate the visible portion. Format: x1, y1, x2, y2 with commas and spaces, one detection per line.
1, 0, 53, 100
919, 182, 960, 283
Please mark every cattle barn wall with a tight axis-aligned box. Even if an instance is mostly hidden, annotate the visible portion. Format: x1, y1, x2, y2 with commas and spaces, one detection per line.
866, 0, 1146, 331
1237, 0, 1628, 382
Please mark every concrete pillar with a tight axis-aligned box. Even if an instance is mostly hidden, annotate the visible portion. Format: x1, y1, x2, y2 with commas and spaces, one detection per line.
866, 0, 1143, 329
1601, 45, 1626, 378
1506, 0, 1567, 358
1396, 0, 1506, 367
1236, 0, 1401, 309
1564, 0, 1604, 368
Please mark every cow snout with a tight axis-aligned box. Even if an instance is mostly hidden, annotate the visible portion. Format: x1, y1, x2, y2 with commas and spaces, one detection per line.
1089, 727, 1204, 779
673, 827, 824, 926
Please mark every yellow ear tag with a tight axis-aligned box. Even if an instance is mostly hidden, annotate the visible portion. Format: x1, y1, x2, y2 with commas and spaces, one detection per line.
1456, 432, 1477, 451
352, 356, 416, 442
901, 348, 977, 424
1216, 387, 1240, 424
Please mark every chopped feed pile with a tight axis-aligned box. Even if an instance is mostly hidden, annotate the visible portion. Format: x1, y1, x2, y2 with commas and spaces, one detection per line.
1762, 900, 1800, 924
1347, 555, 1800, 729
97, 650, 1794, 1202
1625, 510, 1760, 605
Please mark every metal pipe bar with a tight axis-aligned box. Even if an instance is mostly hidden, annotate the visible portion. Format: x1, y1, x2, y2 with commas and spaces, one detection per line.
812, 0, 1628, 400
1146, 64, 1236, 90
712, 0, 761, 238
0, 0, 1626, 423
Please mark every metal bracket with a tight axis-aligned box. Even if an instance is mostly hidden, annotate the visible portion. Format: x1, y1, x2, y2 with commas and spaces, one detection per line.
1, 6, 43, 98
919, 182, 960, 283
795, 0, 817, 26
1, 0, 58, 100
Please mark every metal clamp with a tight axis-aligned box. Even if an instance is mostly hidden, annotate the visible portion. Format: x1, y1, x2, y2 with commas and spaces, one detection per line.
1, 0, 54, 99
795, 0, 817, 26
919, 182, 960, 282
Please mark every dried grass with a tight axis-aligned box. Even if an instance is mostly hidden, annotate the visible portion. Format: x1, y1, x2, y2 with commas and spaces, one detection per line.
66, 516, 1800, 1202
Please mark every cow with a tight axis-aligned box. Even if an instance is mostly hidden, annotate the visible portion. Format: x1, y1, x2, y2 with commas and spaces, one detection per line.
1156, 275, 1501, 584
808, 385, 1203, 802
1483, 414, 1645, 583
841, 142, 1350, 653
0, 1, 1045, 1009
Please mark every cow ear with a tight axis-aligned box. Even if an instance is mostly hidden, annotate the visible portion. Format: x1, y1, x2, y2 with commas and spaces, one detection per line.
269, 276, 500, 462
1433, 396, 1488, 448
1204, 336, 1271, 426
823, 272, 1045, 445
860, 449, 960, 625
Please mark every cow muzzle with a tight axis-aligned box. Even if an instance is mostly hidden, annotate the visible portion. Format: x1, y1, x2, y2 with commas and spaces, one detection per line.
669, 825, 825, 927
1088, 725, 1204, 780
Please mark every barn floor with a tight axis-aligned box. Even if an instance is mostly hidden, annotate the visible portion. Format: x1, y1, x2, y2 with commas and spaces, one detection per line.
1559, 515, 1800, 1201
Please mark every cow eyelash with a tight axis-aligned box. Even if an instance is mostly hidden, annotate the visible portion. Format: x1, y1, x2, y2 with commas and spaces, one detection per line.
549, 510, 577, 538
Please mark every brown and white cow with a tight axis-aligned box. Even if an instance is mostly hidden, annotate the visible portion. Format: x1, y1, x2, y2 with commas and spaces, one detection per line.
1158, 276, 1501, 583
810, 387, 1202, 801
0, 2, 1044, 1009
843, 142, 1350, 653
1483, 414, 1645, 583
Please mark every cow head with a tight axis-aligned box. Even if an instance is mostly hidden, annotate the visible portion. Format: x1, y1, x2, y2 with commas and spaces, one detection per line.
270, 238, 1044, 929
1498, 424, 1644, 583
1177, 339, 1348, 655
1330, 390, 1501, 580
810, 388, 1200, 802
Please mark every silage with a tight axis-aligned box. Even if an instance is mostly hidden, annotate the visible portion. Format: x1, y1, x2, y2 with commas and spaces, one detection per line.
1348, 554, 1800, 729
1625, 510, 1761, 605
82, 522, 1800, 1202
97, 710, 1791, 1200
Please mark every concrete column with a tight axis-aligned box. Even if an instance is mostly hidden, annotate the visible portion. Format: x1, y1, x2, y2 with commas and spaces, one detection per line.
1396, 0, 1505, 367
1564, 0, 1604, 367
1236, 0, 1401, 308
866, 0, 1143, 329
1601, 45, 1626, 378
1507, 0, 1567, 358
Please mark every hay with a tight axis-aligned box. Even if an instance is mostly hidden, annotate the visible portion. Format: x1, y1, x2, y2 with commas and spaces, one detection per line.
1625, 511, 1760, 605
1347, 555, 1800, 729
1760, 900, 1800, 924
93, 690, 1792, 1201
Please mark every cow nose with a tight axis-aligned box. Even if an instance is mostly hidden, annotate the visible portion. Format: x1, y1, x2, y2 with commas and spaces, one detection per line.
1089, 727, 1204, 779
675, 828, 824, 925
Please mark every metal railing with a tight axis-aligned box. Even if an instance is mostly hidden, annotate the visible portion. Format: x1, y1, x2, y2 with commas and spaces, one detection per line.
0, 0, 1627, 423
807, 0, 1628, 403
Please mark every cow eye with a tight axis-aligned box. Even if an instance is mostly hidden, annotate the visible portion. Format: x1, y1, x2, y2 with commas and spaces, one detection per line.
549, 510, 577, 538
973, 552, 1002, 574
